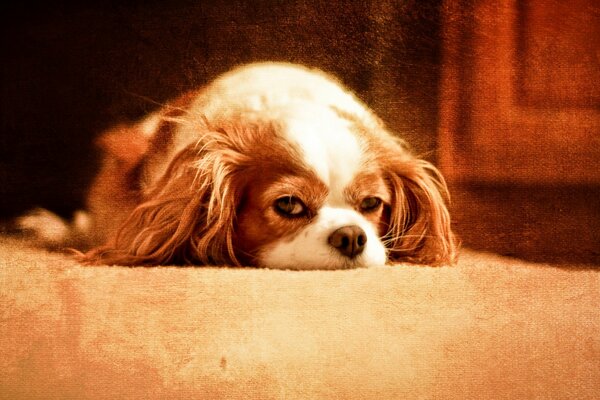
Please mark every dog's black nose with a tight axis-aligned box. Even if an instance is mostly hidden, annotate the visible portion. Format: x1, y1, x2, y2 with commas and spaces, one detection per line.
328, 225, 367, 258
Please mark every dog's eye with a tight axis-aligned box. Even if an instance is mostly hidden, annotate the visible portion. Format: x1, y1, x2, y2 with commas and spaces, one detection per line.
274, 196, 306, 217
359, 197, 382, 212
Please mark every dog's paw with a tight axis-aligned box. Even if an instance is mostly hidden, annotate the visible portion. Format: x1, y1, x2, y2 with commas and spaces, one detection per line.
17, 208, 91, 248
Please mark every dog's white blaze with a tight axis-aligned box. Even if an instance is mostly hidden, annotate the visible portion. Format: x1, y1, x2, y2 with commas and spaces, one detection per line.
259, 207, 387, 270
282, 106, 364, 205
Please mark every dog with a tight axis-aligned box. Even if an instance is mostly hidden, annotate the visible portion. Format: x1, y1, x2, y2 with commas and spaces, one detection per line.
19, 62, 457, 269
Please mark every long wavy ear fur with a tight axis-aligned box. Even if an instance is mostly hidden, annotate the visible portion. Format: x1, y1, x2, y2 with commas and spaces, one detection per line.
382, 152, 458, 266
82, 130, 244, 266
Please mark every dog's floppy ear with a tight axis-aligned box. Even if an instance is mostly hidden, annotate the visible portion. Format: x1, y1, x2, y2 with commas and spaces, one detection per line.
328, 108, 457, 265
381, 151, 458, 266
83, 132, 244, 266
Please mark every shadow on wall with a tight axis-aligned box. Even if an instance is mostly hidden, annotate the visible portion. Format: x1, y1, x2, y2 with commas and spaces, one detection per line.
0, 0, 442, 220
438, 0, 600, 265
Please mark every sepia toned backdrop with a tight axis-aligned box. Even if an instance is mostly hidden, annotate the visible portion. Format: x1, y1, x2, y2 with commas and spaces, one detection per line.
439, 0, 600, 264
1, 3, 599, 397
1, 0, 598, 264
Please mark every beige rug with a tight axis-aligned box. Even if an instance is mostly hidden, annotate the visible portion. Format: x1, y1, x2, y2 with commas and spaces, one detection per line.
1, 235, 598, 399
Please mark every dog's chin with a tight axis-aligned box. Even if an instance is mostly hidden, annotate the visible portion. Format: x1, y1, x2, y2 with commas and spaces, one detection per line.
256, 241, 388, 271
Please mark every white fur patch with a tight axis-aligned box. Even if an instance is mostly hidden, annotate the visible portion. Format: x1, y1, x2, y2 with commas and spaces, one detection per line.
281, 104, 365, 207
259, 207, 387, 270
174, 62, 375, 157
17, 208, 91, 247
139, 113, 162, 138
191, 62, 370, 122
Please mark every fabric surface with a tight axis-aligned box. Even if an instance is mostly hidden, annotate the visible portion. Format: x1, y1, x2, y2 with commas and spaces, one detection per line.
1, 235, 598, 399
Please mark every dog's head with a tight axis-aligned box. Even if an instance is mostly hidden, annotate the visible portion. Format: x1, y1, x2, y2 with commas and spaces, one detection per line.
88, 102, 456, 269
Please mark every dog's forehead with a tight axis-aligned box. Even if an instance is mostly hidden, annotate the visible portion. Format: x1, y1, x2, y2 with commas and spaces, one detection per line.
280, 107, 365, 203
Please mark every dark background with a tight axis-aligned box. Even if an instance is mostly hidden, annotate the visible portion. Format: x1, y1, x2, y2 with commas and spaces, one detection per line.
0, 0, 442, 220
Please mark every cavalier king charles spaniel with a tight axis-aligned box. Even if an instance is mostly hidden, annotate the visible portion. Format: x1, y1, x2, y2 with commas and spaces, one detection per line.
20, 62, 457, 269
